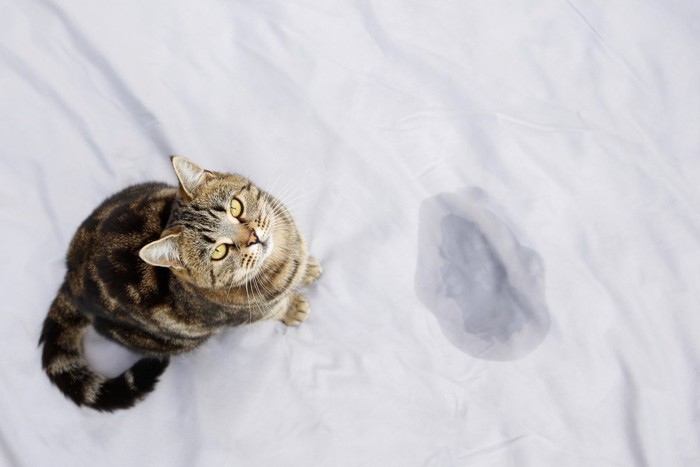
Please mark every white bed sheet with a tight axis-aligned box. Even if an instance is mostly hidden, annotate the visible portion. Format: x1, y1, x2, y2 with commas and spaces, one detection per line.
1, 0, 699, 465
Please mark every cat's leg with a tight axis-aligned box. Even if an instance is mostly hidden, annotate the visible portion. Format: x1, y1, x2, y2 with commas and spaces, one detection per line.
268, 293, 310, 326
302, 257, 322, 286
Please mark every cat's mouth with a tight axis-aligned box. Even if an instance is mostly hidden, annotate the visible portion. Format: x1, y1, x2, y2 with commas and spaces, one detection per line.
249, 230, 273, 260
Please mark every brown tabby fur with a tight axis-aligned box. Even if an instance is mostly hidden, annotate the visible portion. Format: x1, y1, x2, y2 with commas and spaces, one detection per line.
39, 157, 321, 411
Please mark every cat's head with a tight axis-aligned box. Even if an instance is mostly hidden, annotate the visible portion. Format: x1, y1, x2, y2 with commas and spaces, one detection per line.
139, 157, 303, 291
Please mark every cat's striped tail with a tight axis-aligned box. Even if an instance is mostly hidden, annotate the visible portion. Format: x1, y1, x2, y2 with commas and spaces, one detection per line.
39, 282, 169, 411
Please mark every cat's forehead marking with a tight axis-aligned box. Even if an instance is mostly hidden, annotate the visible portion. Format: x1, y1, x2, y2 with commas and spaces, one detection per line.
199, 175, 257, 198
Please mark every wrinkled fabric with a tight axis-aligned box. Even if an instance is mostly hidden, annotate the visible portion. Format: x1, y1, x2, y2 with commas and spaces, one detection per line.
1, 0, 699, 466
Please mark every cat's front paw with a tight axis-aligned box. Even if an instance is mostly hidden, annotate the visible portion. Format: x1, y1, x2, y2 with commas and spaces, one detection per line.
282, 294, 310, 326
302, 257, 322, 286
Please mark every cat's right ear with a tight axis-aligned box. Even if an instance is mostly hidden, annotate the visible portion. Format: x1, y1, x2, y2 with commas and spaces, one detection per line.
139, 234, 184, 269
171, 156, 212, 199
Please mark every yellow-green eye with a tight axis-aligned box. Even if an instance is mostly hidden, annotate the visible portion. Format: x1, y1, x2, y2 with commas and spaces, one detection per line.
230, 198, 243, 218
211, 243, 228, 260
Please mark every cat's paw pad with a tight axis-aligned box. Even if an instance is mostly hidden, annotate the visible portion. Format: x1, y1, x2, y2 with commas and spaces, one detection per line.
302, 257, 322, 286
282, 295, 310, 326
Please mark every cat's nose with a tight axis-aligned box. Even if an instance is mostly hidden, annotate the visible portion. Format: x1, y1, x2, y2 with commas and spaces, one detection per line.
247, 230, 260, 246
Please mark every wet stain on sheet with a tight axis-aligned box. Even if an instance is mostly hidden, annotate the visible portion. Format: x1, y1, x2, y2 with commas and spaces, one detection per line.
415, 189, 550, 360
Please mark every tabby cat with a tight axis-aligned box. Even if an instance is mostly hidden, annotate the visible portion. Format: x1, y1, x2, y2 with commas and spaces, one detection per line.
39, 157, 321, 411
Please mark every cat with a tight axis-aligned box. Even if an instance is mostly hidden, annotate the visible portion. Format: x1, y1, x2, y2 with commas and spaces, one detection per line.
39, 156, 321, 411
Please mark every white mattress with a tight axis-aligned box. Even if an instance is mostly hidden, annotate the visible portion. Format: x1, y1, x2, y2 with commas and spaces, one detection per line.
2, 0, 699, 465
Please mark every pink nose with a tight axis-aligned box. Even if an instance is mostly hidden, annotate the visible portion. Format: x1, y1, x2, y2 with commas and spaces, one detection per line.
247, 230, 260, 246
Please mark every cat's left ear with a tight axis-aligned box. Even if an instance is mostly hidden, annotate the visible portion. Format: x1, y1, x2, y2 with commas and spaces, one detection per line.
139, 234, 184, 269
171, 156, 212, 198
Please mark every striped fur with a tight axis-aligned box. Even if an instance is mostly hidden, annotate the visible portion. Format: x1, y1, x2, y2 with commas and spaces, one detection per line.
40, 157, 321, 411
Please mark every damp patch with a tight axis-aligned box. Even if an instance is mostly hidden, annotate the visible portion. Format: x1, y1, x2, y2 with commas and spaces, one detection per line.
415, 189, 550, 361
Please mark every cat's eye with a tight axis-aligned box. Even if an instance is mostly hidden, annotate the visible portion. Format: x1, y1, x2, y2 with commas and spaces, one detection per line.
211, 243, 229, 261
230, 198, 243, 218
